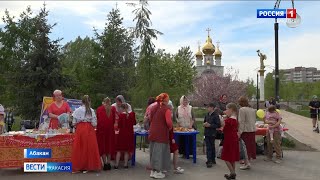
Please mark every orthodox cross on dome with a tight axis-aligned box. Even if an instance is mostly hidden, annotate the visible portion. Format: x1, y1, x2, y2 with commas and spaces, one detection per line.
217, 41, 220, 48
206, 28, 211, 36
115, 2, 118, 9
197, 40, 201, 48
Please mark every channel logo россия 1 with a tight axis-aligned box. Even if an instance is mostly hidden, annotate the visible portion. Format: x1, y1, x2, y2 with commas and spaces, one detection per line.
257, 9, 296, 18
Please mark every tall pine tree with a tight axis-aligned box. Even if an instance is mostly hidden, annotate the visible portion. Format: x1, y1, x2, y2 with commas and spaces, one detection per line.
89, 7, 136, 106
2, 4, 68, 119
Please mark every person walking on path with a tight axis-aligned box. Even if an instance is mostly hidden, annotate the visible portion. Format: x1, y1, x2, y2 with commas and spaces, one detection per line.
309, 95, 320, 132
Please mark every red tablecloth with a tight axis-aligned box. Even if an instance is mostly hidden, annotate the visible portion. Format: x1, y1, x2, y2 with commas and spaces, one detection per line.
0, 134, 74, 168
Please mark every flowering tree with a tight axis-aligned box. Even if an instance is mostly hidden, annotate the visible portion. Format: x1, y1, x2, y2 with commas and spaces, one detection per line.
190, 68, 248, 106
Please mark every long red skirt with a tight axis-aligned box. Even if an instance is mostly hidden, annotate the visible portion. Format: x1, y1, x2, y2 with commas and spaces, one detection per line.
72, 122, 101, 171
112, 134, 133, 161
96, 128, 115, 156
241, 132, 256, 160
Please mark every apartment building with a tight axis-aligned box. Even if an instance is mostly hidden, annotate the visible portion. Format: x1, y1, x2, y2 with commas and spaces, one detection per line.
281, 67, 320, 83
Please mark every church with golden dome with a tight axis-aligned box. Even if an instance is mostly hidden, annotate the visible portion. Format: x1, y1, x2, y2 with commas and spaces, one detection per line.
195, 28, 224, 76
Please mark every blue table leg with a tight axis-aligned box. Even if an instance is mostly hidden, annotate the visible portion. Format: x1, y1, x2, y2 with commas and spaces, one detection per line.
186, 135, 190, 159
132, 134, 137, 166
192, 134, 197, 163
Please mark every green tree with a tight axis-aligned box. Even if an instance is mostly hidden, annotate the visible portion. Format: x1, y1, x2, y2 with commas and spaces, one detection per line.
245, 78, 256, 99
130, 47, 196, 107
61, 36, 96, 99
264, 72, 275, 99
1, 4, 68, 119
128, 0, 163, 91
88, 7, 136, 107
0, 7, 36, 107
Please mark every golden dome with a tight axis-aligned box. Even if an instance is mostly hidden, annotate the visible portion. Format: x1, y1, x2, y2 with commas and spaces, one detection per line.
214, 41, 222, 57
215, 47, 222, 57
206, 60, 211, 65
195, 46, 203, 58
202, 36, 215, 55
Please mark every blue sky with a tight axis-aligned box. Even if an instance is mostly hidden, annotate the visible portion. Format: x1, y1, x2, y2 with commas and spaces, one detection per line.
1, 1, 319, 81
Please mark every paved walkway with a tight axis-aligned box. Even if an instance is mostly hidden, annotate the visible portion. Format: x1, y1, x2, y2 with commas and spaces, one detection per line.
1, 150, 320, 180
281, 110, 320, 151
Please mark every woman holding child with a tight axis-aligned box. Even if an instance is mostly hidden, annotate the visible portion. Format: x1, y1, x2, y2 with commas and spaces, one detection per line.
264, 105, 282, 164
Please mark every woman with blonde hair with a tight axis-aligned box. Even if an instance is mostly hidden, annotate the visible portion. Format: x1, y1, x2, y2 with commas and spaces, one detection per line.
96, 97, 116, 170
71, 95, 101, 173
48, 90, 71, 129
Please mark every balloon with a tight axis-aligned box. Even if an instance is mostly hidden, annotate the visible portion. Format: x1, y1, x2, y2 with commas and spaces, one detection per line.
276, 109, 281, 113
256, 109, 265, 119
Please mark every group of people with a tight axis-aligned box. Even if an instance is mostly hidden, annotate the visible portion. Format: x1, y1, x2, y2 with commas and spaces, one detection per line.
143, 95, 196, 178
200, 95, 283, 180
45, 90, 136, 173
0, 90, 287, 179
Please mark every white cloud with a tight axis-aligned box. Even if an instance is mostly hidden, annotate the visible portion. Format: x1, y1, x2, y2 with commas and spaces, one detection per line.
222, 32, 320, 81
1, 1, 319, 83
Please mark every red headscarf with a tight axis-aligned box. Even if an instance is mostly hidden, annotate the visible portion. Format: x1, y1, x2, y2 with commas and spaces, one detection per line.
156, 93, 169, 107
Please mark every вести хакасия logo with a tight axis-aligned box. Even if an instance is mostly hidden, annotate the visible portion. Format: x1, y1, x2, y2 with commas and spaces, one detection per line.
24, 162, 72, 172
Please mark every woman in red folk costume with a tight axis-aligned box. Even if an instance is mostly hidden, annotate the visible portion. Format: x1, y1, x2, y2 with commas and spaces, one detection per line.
114, 103, 136, 169
48, 90, 71, 129
96, 97, 116, 171
71, 95, 101, 173
148, 93, 172, 179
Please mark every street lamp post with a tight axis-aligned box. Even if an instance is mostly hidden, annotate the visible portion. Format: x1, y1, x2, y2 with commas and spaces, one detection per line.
274, 0, 280, 102
256, 73, 259, 110
273, 0, 300, 102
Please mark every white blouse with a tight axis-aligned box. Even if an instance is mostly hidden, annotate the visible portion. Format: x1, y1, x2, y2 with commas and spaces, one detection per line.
72, 106, 97, 127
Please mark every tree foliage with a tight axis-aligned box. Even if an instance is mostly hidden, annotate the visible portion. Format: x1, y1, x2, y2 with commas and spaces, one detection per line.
190, 71, 248, 106
264, 72, 320, 101
129, 47, 196, 107
127, 0, 163, 96
61, 36, 96, 99
0, 4, 68, 119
